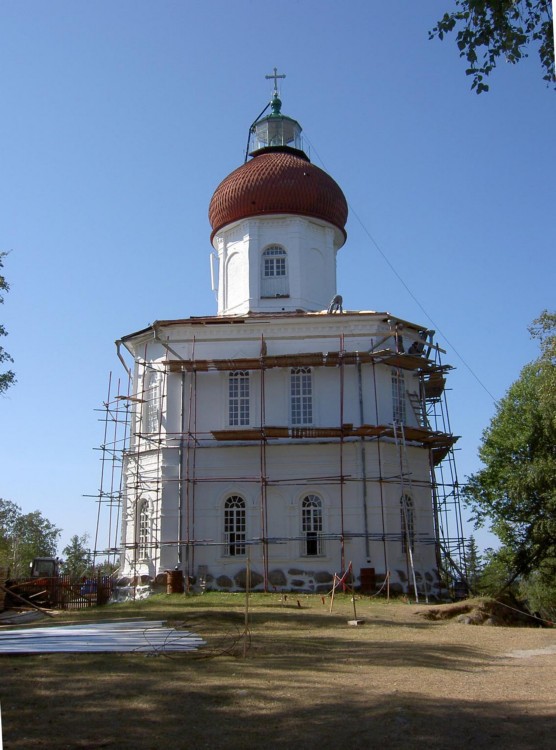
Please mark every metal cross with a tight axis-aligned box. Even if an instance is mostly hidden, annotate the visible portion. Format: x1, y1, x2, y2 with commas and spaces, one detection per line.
265, 67, 286, 95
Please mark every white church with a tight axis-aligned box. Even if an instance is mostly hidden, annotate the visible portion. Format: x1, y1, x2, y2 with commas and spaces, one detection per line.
113, 73, 462, 598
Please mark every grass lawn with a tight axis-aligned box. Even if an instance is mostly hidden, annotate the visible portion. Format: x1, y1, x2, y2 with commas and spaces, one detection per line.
1, 593, 555, 749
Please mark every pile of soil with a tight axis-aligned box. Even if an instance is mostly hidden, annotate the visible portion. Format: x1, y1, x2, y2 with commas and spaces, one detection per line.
417, 597, 543, 627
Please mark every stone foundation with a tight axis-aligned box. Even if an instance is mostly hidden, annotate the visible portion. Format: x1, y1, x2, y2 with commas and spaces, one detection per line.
112, 565, 445, 601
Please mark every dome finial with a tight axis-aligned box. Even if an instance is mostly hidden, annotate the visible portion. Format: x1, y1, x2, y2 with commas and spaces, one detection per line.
265, 67, 286, 104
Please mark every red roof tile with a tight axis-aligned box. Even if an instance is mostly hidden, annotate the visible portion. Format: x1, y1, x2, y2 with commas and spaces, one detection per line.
209, 150, 348, 242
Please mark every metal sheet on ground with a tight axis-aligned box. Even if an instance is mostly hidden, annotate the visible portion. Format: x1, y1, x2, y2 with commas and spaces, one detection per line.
0, 620, 206, 654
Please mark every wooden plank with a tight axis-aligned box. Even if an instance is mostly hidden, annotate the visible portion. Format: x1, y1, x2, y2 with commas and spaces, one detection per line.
165, 348, 440, 374
0, 582, 55, 617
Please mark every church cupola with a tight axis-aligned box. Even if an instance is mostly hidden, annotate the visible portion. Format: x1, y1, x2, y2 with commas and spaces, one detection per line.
248, 90, 305, 155
209, 70, 348, 316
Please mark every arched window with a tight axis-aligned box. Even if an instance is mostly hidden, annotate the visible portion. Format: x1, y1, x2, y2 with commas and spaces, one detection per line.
138, 502, 150, 559
261, 245, 288, 297
400, 495, 414, 554
144, 370, 161, 433
229, 371, 250, 426
291, 367, 313, 425
301, 494, 323, 556
224, 495, 246, 556
392, 369, 406, 424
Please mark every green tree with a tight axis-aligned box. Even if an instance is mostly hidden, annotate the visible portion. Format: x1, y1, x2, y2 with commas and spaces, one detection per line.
519, 571, 556, 620
0, 498, 60, 577
0, 252, 16, 394
61, 534, 92, 577
464, 311, 556, 583
476, 546, 518, 594
463, 535, 483, 592
94, 559, 120, 577
0, 499, 20, 569
429, 1, 555, 93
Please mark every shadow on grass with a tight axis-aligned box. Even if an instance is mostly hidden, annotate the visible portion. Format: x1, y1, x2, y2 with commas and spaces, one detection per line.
4, 595, 548, 748
1, 649, 554, 750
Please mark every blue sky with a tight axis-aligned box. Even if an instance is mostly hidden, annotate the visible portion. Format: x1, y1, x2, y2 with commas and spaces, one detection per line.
1, 1, 554, 555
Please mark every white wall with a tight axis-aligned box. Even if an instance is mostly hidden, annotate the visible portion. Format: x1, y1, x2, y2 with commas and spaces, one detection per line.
119, 312, 442, 594
214, 216, 343, 315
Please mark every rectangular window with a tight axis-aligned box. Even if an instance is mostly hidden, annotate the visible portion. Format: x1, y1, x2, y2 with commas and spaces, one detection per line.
229, 371, 250, 426
264, 257, 286, 277
144, 372, 161, 433
291, 367, 313, 425
392, 369, 406, 424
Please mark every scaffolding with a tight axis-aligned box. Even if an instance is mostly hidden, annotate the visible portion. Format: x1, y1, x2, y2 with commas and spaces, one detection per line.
87, 372, 130, 570
91, 327, 467, 598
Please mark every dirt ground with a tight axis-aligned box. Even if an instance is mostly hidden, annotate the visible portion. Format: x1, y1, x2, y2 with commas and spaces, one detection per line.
1, 594, 555, 749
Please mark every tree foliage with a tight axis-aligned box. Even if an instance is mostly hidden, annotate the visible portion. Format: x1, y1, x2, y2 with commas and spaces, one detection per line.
430, 1, 555, 93
463, 535, 484, 591
0, 498, 60, 577
475, 547, 556, 621
474, 545, 516, 593
0, 252, 16, 394
61, 534, 92, 577
519, 570, 556, 620
464, 311, 556, 583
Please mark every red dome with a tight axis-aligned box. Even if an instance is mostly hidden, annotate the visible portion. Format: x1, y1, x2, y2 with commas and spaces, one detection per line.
209, 150, 348, 242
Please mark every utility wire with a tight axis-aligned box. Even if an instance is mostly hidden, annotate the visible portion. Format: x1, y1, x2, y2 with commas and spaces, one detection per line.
304, 134, 498, 405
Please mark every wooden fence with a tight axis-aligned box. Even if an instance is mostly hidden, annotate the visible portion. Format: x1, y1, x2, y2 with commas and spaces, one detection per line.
1, 573, 114, 611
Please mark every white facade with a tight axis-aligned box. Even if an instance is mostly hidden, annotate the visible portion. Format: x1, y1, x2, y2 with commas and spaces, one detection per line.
118, 311, 453, 596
